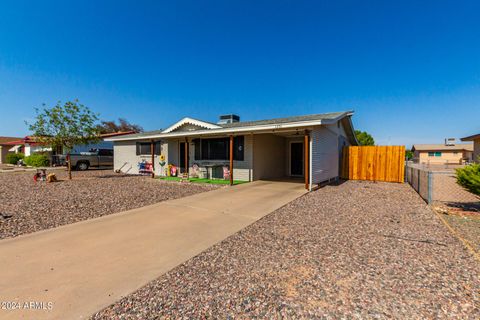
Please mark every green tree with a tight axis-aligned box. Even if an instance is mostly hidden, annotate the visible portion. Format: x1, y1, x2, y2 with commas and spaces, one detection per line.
456, 162, 480, 195
405, 150, 414, 160
355, 130, 375, 146
27, 100, 100, 179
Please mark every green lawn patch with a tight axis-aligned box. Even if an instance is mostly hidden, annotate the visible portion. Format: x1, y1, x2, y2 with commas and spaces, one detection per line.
157, 176, 247, 185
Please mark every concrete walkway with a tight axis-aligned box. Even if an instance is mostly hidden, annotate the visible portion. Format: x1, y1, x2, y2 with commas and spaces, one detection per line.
0, 180, 306, 319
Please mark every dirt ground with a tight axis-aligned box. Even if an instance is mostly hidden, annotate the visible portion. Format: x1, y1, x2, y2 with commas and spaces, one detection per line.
433, 203, 480, 255
0, 169, 219, 239
92, 180, 480, 319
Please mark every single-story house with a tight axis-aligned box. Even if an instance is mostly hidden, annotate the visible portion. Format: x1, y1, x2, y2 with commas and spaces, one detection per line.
105, 111, 358, 190
0, 136, 22, 163
411, 141, 474, 165
461, 133, 480, 162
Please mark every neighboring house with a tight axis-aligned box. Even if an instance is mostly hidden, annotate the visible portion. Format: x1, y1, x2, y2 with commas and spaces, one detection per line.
105, 111, 358, 190
5, 131, 135, 159
0, 136, 22, 163
461, 133, 480, 162
411, 141, 474, 165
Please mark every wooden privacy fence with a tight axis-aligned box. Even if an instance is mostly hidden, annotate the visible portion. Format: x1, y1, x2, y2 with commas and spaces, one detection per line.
341, 146, 405, 183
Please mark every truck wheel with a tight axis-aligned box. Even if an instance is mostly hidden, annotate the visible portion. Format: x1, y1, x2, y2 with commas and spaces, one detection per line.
76, 162, 89, 171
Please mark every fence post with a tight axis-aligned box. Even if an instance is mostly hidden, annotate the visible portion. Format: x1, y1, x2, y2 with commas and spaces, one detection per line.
427, 171, 432, 204
418, 167, 420, 192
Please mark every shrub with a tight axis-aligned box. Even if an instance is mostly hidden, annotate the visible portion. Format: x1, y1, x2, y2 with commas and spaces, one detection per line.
5, 152, 24, 165
456, 162, 480, 195
24, 153, 50, 167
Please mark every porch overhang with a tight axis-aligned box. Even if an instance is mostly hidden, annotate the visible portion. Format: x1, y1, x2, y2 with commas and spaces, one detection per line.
106, 119, 322, 141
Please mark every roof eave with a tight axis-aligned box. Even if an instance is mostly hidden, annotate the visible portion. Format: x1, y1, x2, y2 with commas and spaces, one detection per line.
461, 133, 480, 141
105, 111, 356, 142
105, 119, 326, 141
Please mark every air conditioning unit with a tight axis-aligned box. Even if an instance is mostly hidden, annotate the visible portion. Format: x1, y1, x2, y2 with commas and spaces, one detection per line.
444, 138, 455, 146
217, 114, 240, 124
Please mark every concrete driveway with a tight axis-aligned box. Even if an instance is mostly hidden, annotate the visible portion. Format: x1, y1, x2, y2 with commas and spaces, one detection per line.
0, 180, 306, 320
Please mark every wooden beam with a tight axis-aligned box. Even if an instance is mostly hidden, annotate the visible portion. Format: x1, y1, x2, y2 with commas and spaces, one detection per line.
150, 140, 155, 178
185, 138, 189, 178
304, 131, 309, 190
229, 135, 234, 186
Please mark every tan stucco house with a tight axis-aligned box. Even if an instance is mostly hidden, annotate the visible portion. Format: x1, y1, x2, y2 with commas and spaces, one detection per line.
411, 142, 474, 165
0, 136, 22, 164
461, 133, 480, 162
106, 111, 358, 190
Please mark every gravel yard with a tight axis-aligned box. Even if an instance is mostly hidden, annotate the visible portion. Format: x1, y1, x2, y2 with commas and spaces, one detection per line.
443, 212, 480, 254
93, 180, 480, 319
0, 170, 218, 239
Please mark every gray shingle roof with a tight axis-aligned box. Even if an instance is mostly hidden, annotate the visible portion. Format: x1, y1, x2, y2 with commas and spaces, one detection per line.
106, 110, 353, 140
113, 129, 164, 140
219, 111, 349, 128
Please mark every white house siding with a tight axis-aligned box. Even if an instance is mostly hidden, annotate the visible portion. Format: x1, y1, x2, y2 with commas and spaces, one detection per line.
311, 125, 343, 184
113, 140, 165, 175
24, 144, 52, 156
114, 141, 138, 174
253, 134, 286, 180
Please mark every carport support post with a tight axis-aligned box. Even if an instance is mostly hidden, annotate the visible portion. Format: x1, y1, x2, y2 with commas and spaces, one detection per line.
229, 135, 234, 186
150, 140, 155, 178
185, 138, 189, 179
304, 130, 309, 190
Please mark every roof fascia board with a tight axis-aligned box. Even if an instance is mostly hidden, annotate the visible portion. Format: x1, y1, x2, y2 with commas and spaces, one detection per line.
106, 111, 355, 142
162, 117, 221, 133
461, 134, 480, 141
106, 119, 325, 141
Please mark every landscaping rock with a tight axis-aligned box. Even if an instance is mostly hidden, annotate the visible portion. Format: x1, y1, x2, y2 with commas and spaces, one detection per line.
92, 180, 480, 319
0, 169, 219, 239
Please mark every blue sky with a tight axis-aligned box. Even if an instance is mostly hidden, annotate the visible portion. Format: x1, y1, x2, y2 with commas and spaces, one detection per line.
0, 1, 479, 146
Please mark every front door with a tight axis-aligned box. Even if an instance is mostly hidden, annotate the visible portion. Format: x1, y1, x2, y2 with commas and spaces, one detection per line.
290, 142, 303, 176
179, 142, 186, 173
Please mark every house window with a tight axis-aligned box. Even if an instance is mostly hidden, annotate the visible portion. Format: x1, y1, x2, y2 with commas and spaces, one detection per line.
194, 136, 244, 161
136, 142, 161, 155
428, 152, 442, 157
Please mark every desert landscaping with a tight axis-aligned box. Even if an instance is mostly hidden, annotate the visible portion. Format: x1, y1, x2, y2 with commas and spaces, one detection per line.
92, 181, 480, 319
0, 170, 218, 239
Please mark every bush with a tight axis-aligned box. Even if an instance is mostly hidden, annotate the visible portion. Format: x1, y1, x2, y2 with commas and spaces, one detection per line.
24, 153, 50, 167
456, 163, 480, 195
5, 152, 24, 165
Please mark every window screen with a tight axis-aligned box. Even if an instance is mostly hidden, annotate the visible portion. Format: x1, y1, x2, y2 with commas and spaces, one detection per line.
136, 142, 161, 155
194, 136, 244, 161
